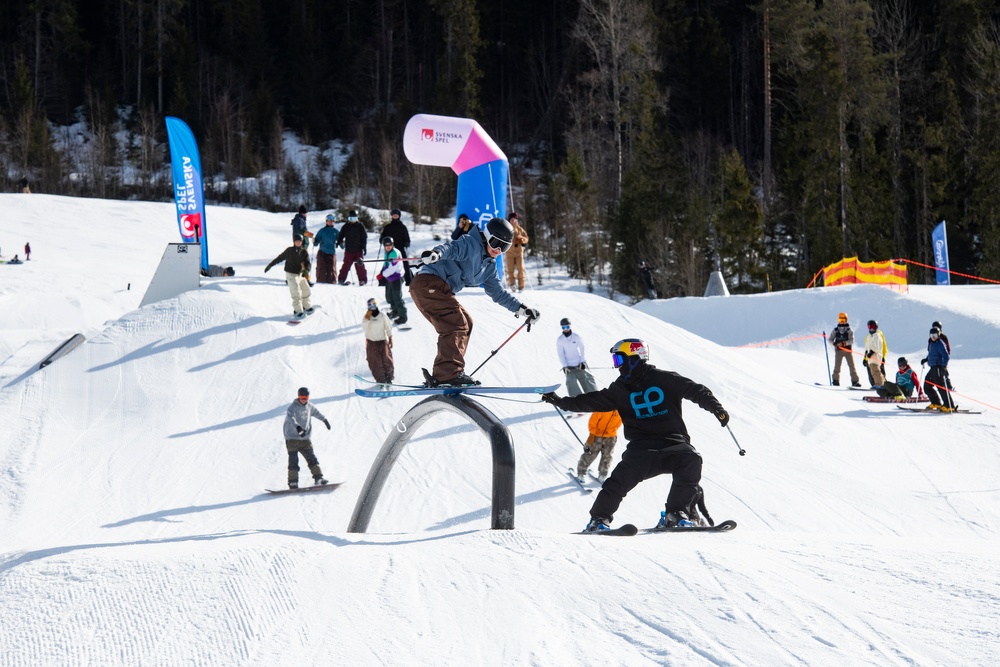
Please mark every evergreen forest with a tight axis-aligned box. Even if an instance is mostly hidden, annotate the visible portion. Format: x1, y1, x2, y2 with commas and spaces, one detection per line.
3, 0, 1000, 297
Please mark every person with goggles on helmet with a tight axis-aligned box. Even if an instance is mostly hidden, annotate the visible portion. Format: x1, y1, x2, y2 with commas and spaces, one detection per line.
828, 312, 861, 387
411, 215, 540, 387
542, 339, 730, 532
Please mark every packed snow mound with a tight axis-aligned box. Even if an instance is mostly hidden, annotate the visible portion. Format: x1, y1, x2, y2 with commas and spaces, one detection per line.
1, 193, 998, 666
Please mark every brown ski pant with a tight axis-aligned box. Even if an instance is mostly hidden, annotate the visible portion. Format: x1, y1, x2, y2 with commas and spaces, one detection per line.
408, 273, 473, 381
366, 339, 394, 383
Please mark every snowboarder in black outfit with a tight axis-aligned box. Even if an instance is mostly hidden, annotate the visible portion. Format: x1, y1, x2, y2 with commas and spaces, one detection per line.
283, 387, 330, 489
542, 338, 730, 532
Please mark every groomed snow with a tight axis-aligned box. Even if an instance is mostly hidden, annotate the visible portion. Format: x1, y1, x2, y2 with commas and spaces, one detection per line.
1, 194, 998, 666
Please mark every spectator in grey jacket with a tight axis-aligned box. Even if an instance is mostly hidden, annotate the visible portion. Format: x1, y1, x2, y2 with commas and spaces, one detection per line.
283, 387, 330, 489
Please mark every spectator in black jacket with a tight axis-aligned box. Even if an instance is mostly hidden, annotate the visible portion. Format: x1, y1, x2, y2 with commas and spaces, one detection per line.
542, 338, 729, 533
265, 234, 313, 317
337, 209, 368, 285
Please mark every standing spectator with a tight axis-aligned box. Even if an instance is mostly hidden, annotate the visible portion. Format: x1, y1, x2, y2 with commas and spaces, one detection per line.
264, 234, 313, 318
282, 387, 330, 489
541, 338, 730, 532
828, 312, 861, 387
922, 327, 955, 411
381, 209, 413, 285
291, 206, 309, 246
637, 261, 657, 299
337, 209, 368, 285
450, 213, 473, 240
24, 242, 31, 261
931, 320, 951, 354
411, 217, 540, 387
505, 212, 529, 292
18, 176, 30, 193
575, 410, 622, 484
377, 236, 407, 324
557, 318, 599, 396
864, 320, 888, 387
362, 297, 394, 384
313, 214, 340, 283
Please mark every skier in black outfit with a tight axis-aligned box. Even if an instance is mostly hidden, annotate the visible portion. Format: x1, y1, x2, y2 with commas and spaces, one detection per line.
542, 338, 730, 532
380, 209, 413, 285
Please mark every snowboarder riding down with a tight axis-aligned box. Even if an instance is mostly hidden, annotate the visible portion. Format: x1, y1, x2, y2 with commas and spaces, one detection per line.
541, 338, 730, 532
410, 216, 540, 387
283, 387, 330, 489
264, 234, 313, 318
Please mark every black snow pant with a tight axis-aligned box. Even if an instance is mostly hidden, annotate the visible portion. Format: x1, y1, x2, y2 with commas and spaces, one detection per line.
924, 366, 954, 409
286, 439, 323, 484
590, 442, 703, 524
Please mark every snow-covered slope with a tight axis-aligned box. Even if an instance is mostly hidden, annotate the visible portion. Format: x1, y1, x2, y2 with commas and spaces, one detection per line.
1, 194, 998, 666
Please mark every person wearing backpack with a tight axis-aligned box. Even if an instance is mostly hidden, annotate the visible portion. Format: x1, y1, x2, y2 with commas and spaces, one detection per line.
828, 312, 861, 387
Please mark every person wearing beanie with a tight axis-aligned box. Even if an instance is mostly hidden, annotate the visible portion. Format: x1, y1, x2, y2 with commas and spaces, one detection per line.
362, 297, 394, 384
264, 234, 313, 318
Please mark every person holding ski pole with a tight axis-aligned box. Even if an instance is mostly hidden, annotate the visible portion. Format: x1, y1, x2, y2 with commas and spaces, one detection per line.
541, 338, 730, 532
922, 327, 955, 411
411, 216, 540, 387
828, 312, 861, 387
283, 387, 330, 489
575, 410, 622, 484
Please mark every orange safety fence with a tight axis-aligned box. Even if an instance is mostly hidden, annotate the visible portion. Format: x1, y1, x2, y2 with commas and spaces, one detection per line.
813, 257, 908, 290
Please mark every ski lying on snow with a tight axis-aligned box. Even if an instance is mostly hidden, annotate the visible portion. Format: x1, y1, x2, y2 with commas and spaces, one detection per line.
642, 519, 738, 534
355, 382, 560, 398
265, 482, 342, 495
863, 396, 929, 403
896, 405, 982, 414
576, 523, 638, 536
567, 469, 594, 494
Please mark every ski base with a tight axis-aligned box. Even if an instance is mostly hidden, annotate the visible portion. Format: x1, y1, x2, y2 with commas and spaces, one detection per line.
577, 523, 638, 536
265, 482, 342, 495
644, 519, 738, 534
896, 405, 981, 414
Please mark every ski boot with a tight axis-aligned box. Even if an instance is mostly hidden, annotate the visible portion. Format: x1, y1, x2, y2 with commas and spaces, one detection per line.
314, 477, 329, 486
288, 482, 299, 490
584, 517, 611, 532
657, 510, 694, 529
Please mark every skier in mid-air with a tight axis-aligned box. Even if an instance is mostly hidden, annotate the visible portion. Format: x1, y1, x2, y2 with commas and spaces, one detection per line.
542, 338, 730, 532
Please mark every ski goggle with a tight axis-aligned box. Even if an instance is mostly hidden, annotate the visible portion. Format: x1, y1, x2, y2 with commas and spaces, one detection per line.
611, 352, 627, 368
561, 325, 571, 331
486, 235, 511, 253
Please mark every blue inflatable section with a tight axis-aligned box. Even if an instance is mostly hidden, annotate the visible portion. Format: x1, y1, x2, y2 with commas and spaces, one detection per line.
456, 159, 509, 279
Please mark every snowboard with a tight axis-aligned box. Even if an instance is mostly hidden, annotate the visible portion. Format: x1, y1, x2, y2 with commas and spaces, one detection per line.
567, 469, 594, 494
287, 305, 321, 325
863, 395, 929, 403
265, 481, 342, 495
354, 382, 560, 398
644, 519, 738, 533
576, 523, 639, 536
896, 405, 981, 414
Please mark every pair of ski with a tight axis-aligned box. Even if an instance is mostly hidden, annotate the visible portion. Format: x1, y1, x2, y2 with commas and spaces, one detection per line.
579, 520, 738, 536
354, 374, 559, 398
567, 469, 605, 494
896, 405, 981, 414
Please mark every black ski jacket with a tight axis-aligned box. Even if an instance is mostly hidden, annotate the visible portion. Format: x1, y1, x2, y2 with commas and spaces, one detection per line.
380, 219, 411, 250
337, 221, 368, 253
265, 246, 311, 275
550, 363, 723, 448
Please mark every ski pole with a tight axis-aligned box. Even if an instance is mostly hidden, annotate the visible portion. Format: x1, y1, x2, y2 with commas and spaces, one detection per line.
821, 330, 832, 385
726, 425, 746, 456
354, 257, 424, 263
468, 321, 529, 378
553, 406, 589, 450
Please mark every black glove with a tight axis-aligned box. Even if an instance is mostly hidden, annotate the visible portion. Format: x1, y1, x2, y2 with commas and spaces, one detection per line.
324, 419, 331, 430
540, 392, 559, 405
920, 358, 928, 366
516, 305, 540, 322
562, 367, 570, 375
295, 425, 305, 436
580, 362, 587, 371
421, 250, 441, 265
715, 409, 730, 427
264, 265, 272, 273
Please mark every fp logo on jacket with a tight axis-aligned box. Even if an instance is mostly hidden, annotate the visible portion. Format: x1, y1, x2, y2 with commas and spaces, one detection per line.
630, 387, 668, 419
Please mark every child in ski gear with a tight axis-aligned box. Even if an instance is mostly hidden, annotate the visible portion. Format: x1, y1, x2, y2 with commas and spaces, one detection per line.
828, 312, 861, 386
377, 236, 407, 324
921, 327, 955, 410
576, 410, 622, 484
381, 209, 413, 285
283, 387, 330, 488
363, 297, 394, 384
931, 320, 951, 354
337, 209, 368, 285
313, 215, 340, 283
876, 357, 924, 399
201, 264, 235, 277
505, 212, 529, 292
864, 320, 888, 387
411, 217, 540, 387
450, 213, 473, 240
541, 338, 729, 532
557, 318, 598, 396
264, 234, 313, 317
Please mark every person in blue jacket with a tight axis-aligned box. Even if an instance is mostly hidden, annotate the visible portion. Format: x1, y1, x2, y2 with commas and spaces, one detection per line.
411, 217, 540, 387
921, 327, 955, 411
313, 214, 340, 283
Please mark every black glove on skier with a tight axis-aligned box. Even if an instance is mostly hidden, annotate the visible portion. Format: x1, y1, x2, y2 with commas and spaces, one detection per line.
580, 362, 587, 370
540, 392, 559, 405
295, 425, 305, 436
324, 419, 331, 430
264, 265, 272, 273
715, 409, 730, 427
920, 358, 928, 366
421, 250, 441, 265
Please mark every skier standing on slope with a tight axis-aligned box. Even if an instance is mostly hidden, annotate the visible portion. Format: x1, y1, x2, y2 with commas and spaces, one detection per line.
575, 410, 622, 484
557, 317, 599, 397
264, 234, 313, 318
283, 387, 330, 489
542, 338, 730, 532
863, 320, 888, 388
411, 216, 540, 387
921, 327, 955, 411
828, 312, 861, 387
